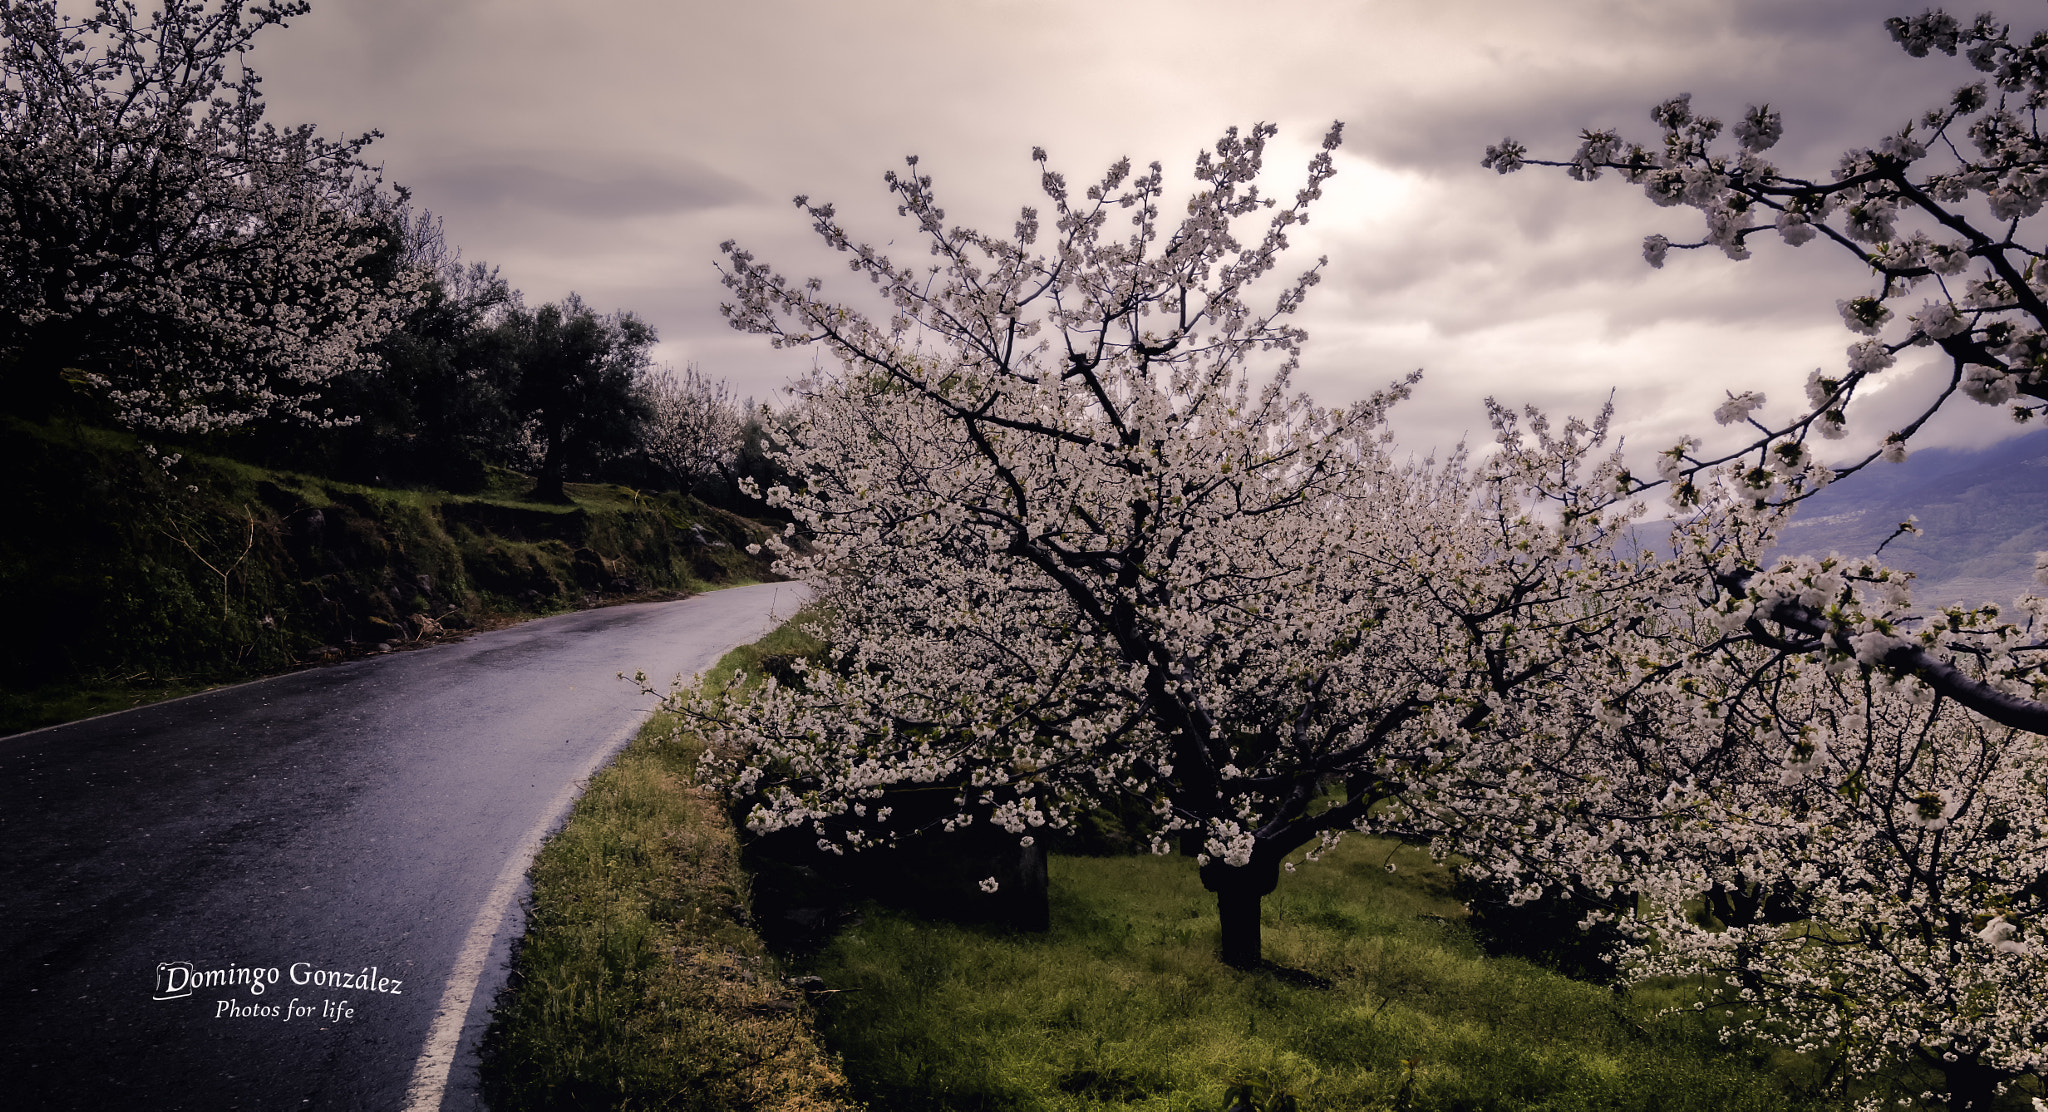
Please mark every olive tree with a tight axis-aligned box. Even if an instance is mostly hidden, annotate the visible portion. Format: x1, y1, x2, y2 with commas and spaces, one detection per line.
498, 294, 655, 503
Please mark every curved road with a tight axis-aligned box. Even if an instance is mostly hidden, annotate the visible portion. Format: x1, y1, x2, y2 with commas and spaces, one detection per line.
0, 583, 805, 1111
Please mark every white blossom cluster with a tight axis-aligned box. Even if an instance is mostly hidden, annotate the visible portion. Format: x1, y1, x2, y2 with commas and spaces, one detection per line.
1418, 504, 2048, 1108
1490, 8, 2048, 502
1609, 660, 2048, 1110
0, 0, 422, 434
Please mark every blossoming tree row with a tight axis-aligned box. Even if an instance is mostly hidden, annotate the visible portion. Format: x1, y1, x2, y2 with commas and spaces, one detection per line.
696, 91, 2048, 1108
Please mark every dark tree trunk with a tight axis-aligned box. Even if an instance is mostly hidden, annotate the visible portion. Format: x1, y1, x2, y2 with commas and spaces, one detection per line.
530, 435, 570, 503
1200, 852, 1283, 969
1943, 1057, 2002, 1112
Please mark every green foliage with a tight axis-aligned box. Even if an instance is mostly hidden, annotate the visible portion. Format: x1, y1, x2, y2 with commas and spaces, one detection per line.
700, 611, 830, 694
251, 248, 525, 491
479, 706, 854, 1112
498, 294, 657, 503
798, 840, 1810, 1112
0, 416, 778, 735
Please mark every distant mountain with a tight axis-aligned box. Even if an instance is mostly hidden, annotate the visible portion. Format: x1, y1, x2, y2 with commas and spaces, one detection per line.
1772, 429, 2048, 608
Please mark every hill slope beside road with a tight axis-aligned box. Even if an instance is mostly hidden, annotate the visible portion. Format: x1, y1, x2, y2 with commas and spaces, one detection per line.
0, 582, 805, 1111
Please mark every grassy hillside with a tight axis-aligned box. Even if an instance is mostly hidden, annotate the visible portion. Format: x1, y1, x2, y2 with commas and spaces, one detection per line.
0, 416, 783, 735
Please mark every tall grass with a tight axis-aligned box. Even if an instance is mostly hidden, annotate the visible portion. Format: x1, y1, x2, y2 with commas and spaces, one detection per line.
478, 705, 853, 1111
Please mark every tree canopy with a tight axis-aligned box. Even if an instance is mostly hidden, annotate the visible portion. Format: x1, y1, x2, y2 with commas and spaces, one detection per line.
0, 0, 419, 435
499, 294, 655, 503
701, 123, 1752, 969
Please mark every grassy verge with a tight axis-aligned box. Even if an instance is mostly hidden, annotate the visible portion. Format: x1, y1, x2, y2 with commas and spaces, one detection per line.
475, 612, 1954, 1111
798, 840, 1814, 1112
478, 624, 851, 1112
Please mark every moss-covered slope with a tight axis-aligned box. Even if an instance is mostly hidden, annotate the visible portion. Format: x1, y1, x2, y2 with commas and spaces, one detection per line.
0, 416, 783, 734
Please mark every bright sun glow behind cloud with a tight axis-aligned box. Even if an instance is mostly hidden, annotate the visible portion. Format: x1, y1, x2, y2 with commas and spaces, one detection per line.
244, 0, 2048, 466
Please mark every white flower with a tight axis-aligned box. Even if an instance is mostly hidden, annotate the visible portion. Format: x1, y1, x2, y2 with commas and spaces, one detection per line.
1838, 297, 1893, 336
1928, 242, 1972, 275
1910, 300, 1969, 340
1775, 210, 1818, 246
1978, 917, 2026, 953
1876, 131, 1928, 161
1847, 340, 1896, 375
1734, 105, 1783, 151
1904, 788, 1962, 830
1805, 368, 1842, 408
1961, 363, 2019, 405
978, 876, 1000, 893
1643, 234, 1670, 268
1843, 199, 1898, 243
1713, 391, 1767, 426
1849, 628, 1907, 664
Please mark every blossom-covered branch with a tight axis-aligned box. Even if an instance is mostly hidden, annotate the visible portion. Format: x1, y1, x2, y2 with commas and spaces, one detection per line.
1486, 9, 2048, 498
0, 0, 421, 435
702, 124, 1747, 968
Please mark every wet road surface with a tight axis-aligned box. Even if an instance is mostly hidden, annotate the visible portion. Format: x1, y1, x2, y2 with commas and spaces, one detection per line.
0, 583, 804, 1110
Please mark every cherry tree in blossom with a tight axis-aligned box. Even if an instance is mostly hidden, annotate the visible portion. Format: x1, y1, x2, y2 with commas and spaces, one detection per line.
1484, 6, 2048, 739
0, 0, 420, 436
698, 122, 1722, 968
639, 362, 743, 494
1599, 632, 2048, 1112
1485, 9, 2048, 481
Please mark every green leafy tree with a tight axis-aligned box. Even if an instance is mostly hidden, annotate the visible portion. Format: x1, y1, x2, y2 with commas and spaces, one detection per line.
500, 294, 655, 503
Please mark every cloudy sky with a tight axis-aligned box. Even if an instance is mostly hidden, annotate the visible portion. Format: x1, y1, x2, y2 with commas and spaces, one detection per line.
250, 0, 2045, 463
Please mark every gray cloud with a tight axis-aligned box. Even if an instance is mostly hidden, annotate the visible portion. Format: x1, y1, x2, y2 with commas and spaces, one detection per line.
245, 0, 2048, 458
400, 155, 752, 219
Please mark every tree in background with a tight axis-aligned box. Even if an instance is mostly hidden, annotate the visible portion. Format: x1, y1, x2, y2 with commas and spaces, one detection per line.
286, 210, 525, 490
499, 294, 654, 503
639, 362, 742, 494
0, 0, 419, 435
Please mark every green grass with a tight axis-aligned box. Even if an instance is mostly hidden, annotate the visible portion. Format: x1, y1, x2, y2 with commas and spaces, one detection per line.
699, 610, 829, 692
478, 613, 2033, 1111
798, 841, 1809, 1112
479, 702, 854, 1112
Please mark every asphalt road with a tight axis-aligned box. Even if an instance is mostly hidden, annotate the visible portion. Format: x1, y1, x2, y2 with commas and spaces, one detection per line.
0, 582, 806, 1111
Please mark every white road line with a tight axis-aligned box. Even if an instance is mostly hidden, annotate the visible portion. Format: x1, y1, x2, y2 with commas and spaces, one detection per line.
401, 716, 642, 1112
